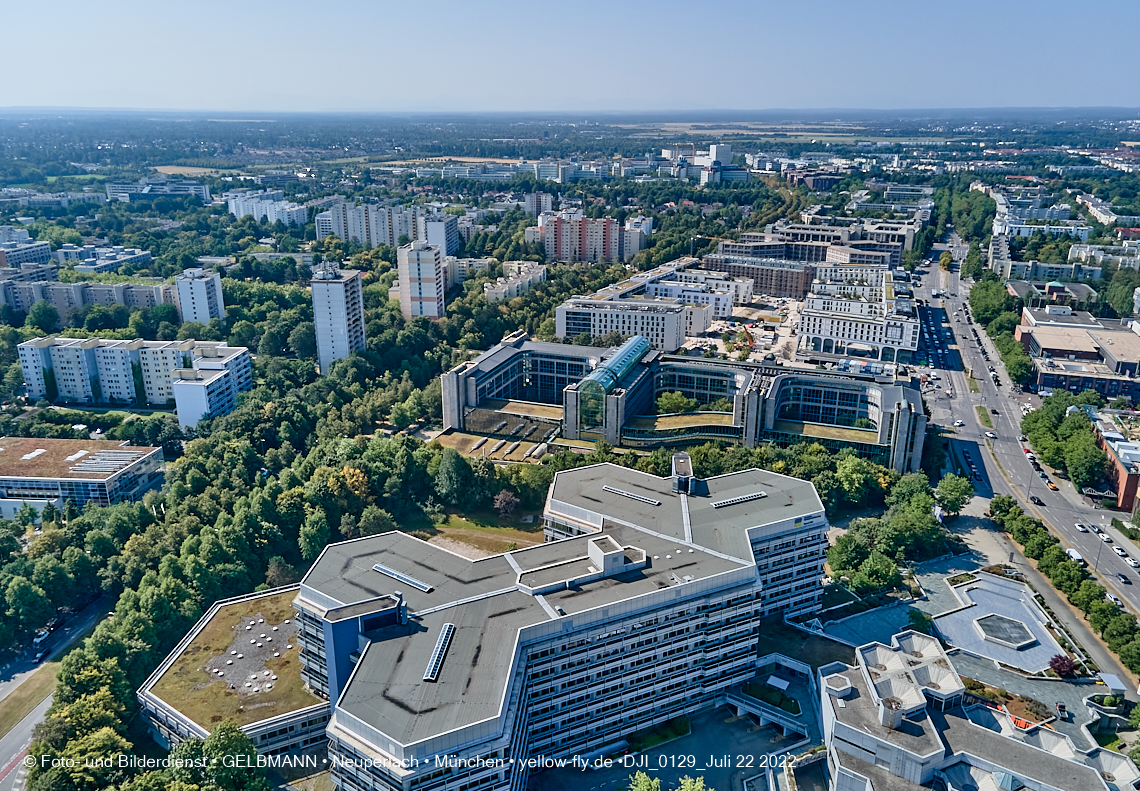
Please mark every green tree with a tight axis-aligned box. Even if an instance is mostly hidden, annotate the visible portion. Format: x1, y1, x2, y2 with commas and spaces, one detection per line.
288, 321, 317, 360
885, 472, 930, 507
850, 551, 901, 593
435, 448, 473, 507
25, 301, 61, 334
907, 609, 934, 634
935, 474, 975, 515
656, 391, 698, 414
6, 576, 53, 633
298, 508, 330, 561
827, 532, 870, 575
358, 505, 397, 536
628, 772, 662, 791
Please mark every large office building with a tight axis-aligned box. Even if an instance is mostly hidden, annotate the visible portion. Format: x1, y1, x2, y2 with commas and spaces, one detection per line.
443, 333, 927, 471
105, 179, 211, 203
797, 271, 921, 363
396, 241, 446, 321
139, 454, 822, 791
225, 190, 308, 227
0, 436, 164, 514
18, 337, 251, 413
555, 297, 696, 352
820, 630, 1136, 791
175, 267, 226, 325
311, 263, 366, 375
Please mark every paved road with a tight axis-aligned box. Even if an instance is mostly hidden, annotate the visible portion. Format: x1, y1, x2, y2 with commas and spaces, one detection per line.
910, 246, 1138, 696
0, 695, 51, 791
0, 597, 108, 708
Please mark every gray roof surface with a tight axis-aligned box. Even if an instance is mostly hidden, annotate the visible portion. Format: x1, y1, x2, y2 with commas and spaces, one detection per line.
830, 665, 943, 757
931, 574, 1062, 674
833, 751, 924, 791
549, 463, 823, 561
930, 707, 1106, 790
316, 525, 753, 745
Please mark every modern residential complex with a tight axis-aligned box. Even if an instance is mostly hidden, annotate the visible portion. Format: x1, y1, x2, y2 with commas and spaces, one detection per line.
225, 189, 308, 226
315, 202, 459, 254
0, 235, 52, 268
175, 267, 226, 325
1069, 240, 1140, 270
973, 182, 1092, 241
483, 261, 546, 302
442, 333, 926, 471
396, 241, 446, 321
142, 449, 827, 791
1076, 192, 1140, 227
17, 337, 251, 417
0, 436, 164, 514
555, 297, 697, 351
820, 631, 1134, 791
105, 179, 211, 203
311, 262, 366, 374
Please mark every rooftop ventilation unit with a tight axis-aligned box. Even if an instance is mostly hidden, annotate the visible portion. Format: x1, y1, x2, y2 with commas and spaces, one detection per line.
372, 563, 433, 593
602, 486, 661, 506
423, 623, 455, 682
711, 491, 768, 509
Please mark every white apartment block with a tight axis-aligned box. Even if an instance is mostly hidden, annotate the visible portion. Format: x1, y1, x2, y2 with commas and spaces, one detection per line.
396, 241, 445, 321
0, 280, 174, 318
523, 192, 552, 217
417, 213, 460, 255
315, 202, 429, 249
18, 338, 251, 412
670, 269, 753, 303
172, 366, 240, 429
0, 239, 53, 268
797, 272, 920, 363
1070, 240, 1140, 270
311, 263, 366, 375
226, 190, 307, 226
175, 268, 226, 325
556, 297, 699, 352
483, 262, 546, 302
67, 246, 153, 274
443, 256, 494, 287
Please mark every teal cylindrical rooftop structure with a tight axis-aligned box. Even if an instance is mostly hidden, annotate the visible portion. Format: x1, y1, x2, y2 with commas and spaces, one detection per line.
580, 336, 651, 394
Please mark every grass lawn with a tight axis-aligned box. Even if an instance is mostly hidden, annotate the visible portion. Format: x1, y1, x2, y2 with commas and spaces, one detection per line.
743, 682, 801, 715
0, 619, 103, 740
975, 406, 993, 428
626, 716, 690, 753
966, 375, 980, 394
755, 616, 854, 669
1095, 732, 1125, 751
821, 583, 859, 610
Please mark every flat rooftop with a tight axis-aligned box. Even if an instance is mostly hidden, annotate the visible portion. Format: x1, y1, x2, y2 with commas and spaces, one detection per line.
309, 527, 752, 746
0, 436, 160, 480
547, 463, 824, 561
146, 589, 321, 729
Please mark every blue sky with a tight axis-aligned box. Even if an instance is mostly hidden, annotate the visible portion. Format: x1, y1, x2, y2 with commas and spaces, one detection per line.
6, 0, 1139, 112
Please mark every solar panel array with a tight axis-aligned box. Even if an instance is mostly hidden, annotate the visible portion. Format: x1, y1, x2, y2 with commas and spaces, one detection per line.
602, 486, 661, 506
69, 450, 147, 475
372, 563, 433, 593
423, 623, 455, 682
711, 491, 768, 509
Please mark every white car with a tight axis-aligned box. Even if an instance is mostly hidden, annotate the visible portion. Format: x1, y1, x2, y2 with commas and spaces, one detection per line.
954, 420, 965, 427
1108, 593, 1125, 607
1101, 533, 1114, 543
985, 431, 997, 438
1114, 546, 1129, 558
1075, 523, 1088, 532
1127, 558, 1140, 569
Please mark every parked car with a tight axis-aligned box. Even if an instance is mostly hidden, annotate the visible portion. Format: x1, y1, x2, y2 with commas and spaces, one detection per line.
1108, 593, 1125, 607
1018, 435, 1027, 442
1114, 546, 1129, 557
1101, 533, 1114, 543
33, 649, 48, 664
1046, 481, 1059, 491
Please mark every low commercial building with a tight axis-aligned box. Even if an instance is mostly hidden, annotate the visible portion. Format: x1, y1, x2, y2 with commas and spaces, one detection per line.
18, 337, 251, 408
105, 179, 211, 203
0, 436, 164, 513
1005, 280, 1098, 311
146, 452, 824, 789
820, 631, 1136, 791
1091, 411, 1140, 510
1014, 317, 1140, 399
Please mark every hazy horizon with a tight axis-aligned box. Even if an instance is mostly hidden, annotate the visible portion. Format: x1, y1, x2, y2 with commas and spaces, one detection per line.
7, 0, 1139, 113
